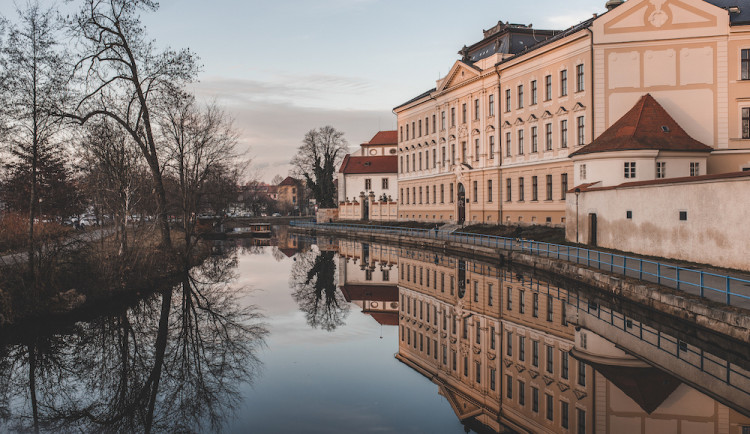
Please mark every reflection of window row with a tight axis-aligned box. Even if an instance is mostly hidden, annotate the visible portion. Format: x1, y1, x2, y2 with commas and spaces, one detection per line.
396, 253, 594, 433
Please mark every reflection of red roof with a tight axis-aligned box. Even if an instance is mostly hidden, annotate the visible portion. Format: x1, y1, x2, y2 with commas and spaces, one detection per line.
587, 363, 680, 414
368, 130, 397, 146
338, 155, 398, 174
279, 248, 297, 258
570, 94, 713, 157
368, 312, 399, 326
340, 284, 399, 302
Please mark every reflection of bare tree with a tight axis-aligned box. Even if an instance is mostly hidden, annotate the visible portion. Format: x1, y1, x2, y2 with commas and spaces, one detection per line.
290, 247, 349, 332
0, 252, 267, 433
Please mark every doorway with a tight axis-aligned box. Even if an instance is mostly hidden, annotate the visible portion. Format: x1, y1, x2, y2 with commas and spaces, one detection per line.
588, 213, 597, 246
457, 183, 466, 224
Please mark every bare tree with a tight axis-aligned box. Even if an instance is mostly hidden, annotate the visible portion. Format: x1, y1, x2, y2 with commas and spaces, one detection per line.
79, 119, 143, 256
160, 92, 240, 257
67, 0, 199, 249
0, 2, 70, 278
290, 126, 348, 208
271, 174, 284, 186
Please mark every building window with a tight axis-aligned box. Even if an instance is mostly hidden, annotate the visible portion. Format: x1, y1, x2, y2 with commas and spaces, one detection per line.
432, 185, 436, 204
561, 173, 568, 199
532, 340, 539, 367
545, 74, 552, 101
506, 375, 513, 399
546, 394, 554, 421
545, 123, 552, 151
519, 177, 525, 202
412, 186, 415, 204
432, 114, 436, 133
743, 107, 750, 139
473, 181, 478, 202
578, 360, 586, 386
441, 184, 445, 203
506, 132, 512, 157
561, 69, 568, 96
506, 178, 512, 202
690, 162, 700, 176
546, 175, 553, 201
561, 401, 569, 429
461, 141, 467, 162
517, 85, 524, 109
680, 210, 688, 221
656, 162, 666, 179
441, 111, 446, 130
450, 183, 454, 203
519, 289, 525, 313
433, 148, 437, 168
488, 284, 494, 306
576, 64, 585, 92
365, 179, 371, 190
561, 119, 568, 148
451, 107, 456, 127
531, 126, 538, 153
489, 136, 495, 159
743, 49, 750, 80
462, 103, 467, 124
382, 178, 388, 189
577, 116, 585, 145
519, 336, 526, 361
474, 138, 480, 161
451, 144, 455, 165
488, 180, 493, 202
406, 124, 409, 140
518, 130, 524, 155
399, 126, 403, 142
489, 94, 495, 117
577, 409, 586, 434
532, 176, 538, 201
506, 88, 511, 112
400, 188, 404, 204
425, 117, 429, 135
474, 98, 480, 120
562, 351, 569, 379
506, 331, 513, 356
546, 295, 553, 321
419, 186, 423, 204
412, 122, 415, 139
518, 380, 526, 406
546, 344, 554, 373
580, 164, 587, 180
490, 368, 496, 391
532, 386, 539, 413
418, 119, 422, 137
531, 80, 538, 105
624, 162, 636, 179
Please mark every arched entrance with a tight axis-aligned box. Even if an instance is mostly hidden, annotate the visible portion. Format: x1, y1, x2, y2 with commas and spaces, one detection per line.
457, 183, 466, 224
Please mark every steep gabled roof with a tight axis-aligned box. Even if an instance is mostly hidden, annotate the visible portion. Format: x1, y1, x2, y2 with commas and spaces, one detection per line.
278, 176, 300, 186
368, 131, 397, 146
570, 94, 713, 157
338, 155, 398, 174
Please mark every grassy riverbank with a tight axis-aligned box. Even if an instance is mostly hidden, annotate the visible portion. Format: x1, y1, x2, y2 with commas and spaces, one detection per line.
0, 228, 211, 327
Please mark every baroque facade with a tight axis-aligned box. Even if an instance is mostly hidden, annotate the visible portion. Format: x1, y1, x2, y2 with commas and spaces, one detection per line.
394, 0, 750, 226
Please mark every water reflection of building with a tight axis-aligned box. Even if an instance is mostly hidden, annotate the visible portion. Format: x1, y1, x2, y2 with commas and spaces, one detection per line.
388, 243, 750, 434
395, 250, 594, 433
337, 241, 400, 326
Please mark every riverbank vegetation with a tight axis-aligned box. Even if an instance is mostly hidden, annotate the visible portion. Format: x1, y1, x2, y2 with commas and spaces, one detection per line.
0, 1, 256, 324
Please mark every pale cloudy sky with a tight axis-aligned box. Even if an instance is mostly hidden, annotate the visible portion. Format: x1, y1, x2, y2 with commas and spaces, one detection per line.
1, 0, 607, 182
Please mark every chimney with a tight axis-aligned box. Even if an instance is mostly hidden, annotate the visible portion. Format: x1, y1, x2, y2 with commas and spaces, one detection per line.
606, 0, 625, 11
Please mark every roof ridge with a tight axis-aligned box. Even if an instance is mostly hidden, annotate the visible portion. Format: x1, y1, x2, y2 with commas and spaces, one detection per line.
633, 94, 649, 137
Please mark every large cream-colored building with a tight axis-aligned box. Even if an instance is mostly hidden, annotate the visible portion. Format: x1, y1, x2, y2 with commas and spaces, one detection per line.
394, 0, 750, 226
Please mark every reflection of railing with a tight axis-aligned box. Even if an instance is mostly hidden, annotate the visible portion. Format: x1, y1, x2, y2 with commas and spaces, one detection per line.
569, 293, 750, 402
290, 221, 750, 307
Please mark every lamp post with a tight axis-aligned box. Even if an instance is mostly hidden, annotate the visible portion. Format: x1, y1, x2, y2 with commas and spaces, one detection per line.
574, 187, 581, 244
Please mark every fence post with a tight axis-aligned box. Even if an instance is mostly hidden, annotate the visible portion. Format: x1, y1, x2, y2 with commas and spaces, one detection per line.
676, 268, 680, 291
700, 272, 704, 298
726, 277, 731, 306
657, 263, 661, 285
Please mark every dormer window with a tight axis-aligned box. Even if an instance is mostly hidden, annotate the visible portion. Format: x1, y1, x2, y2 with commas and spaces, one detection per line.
661, 125, 670, 133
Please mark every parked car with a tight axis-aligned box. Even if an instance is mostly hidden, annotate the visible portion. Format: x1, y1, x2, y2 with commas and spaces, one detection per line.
272, 212, 281, 217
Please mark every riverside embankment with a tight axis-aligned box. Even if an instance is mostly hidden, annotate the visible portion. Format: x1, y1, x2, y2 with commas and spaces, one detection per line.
290, 221, 750, 343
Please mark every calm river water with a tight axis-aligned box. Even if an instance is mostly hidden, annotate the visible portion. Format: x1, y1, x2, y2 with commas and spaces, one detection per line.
1, 231, 749, 433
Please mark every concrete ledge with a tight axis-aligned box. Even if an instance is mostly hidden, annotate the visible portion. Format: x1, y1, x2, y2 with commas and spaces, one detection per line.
292, 226, 750, 343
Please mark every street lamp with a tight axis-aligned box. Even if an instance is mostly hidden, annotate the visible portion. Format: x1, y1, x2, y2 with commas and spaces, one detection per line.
574, 187, 581, 244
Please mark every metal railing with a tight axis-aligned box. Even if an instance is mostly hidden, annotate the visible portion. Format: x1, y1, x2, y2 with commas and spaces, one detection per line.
290, 220, 750, 307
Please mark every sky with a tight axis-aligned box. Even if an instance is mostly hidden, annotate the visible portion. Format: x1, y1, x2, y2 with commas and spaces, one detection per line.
0, 0, 608, 182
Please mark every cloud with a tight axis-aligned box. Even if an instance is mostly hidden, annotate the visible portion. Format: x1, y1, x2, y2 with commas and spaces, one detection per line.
192, 77, 395, 183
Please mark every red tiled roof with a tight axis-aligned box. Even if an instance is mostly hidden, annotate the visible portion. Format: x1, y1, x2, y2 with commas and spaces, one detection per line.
570, 94, 713, 157
368, 130, 397, 146
338, 155, 398, 174
368, 312, 399, 326
572, 170, 750, 193
340, 284, 399, 302
279, 176, 299, 186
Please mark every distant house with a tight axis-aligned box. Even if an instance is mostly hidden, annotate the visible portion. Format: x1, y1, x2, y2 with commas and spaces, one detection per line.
277, 176, 304, 214
338, 131, 398, 203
